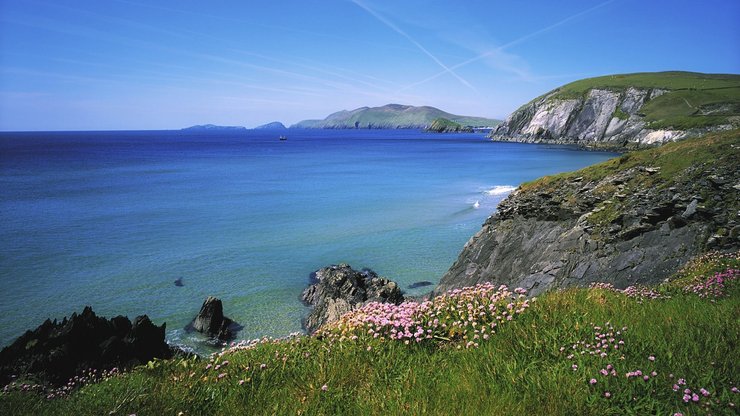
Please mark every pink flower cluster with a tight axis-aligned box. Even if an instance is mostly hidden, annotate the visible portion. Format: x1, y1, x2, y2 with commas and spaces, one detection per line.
2, 366, 120, 400
589, 282, 668, 303
561, 321, 738, 412
682, 269, 738, 299
319, 283, 531, 348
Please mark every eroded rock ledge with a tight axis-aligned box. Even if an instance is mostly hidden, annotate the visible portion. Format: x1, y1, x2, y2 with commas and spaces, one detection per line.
436, 133, 739, 296
301, 264, 403, 333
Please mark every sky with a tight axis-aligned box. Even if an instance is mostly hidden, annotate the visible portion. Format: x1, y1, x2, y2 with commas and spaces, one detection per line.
0, 0, 738, 131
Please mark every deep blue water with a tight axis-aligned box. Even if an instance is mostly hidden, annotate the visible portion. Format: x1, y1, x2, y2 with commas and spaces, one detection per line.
0, 129, 616, 352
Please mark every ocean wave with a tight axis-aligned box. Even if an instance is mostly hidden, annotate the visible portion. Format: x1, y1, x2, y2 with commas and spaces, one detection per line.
485, 185, 516, 196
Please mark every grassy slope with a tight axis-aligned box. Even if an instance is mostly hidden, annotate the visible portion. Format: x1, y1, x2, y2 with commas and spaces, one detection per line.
522, 128, 740, 190
1, 253, 737, 415
539, 71, 740, 130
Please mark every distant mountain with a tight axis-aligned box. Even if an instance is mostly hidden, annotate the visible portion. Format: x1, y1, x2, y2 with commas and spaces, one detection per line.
291, 104, 501, 129
182, 124, 246, 131
253, 121, 287, 129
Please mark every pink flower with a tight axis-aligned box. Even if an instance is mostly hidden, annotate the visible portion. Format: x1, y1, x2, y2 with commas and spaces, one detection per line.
648, 355, 655, 361
700, 388, 710, 396
238, 379, 245, 385
604, 392, 611, 398
260, 364, 267, 370
321, 384, 328, 391
589, 378, 597, 385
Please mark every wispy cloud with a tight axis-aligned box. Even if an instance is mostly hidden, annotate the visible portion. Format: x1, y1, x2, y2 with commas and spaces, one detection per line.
351, 0, 478, 93
402, 0, 616, 90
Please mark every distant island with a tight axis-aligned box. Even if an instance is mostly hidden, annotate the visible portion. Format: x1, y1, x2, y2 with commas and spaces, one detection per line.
291, 104, 501, 129
424, 118, 474, 133
253, 121, 287, 130
182, 124, 247, 131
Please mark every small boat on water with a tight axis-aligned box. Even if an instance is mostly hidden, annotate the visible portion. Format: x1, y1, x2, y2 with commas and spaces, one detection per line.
279, 135, 287, 141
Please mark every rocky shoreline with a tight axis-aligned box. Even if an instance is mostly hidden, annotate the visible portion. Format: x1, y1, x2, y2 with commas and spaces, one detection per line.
3, 130, 737, 391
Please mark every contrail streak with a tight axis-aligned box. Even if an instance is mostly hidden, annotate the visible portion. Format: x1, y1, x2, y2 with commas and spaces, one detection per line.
351, 0, 478, 93
402, 0, 616, 91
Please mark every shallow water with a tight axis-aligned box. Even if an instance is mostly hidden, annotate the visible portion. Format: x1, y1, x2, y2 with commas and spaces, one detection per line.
0, 129, 616, 352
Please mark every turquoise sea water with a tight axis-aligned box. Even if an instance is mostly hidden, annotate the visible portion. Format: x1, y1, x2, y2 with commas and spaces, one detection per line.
0, 129, 616, 352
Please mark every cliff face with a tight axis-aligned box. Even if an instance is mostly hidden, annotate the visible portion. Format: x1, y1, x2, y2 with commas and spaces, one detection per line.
490, 72, 740, 149
492, 87, 686, 148
435, 131, 739, 296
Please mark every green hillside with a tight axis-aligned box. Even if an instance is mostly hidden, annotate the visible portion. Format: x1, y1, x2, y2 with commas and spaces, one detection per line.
292, 104, 500, 129
549, 71, 740, 130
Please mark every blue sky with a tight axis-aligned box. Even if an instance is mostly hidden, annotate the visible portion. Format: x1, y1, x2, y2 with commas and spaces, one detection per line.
0, 0, 738, 131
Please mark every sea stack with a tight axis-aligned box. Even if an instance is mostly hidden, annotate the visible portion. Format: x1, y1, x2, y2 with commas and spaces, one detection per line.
188, 297, 239, 341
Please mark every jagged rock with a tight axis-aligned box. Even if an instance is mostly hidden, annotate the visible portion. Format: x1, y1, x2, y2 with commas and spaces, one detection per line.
0, 307, 171, 387
187, 297, 239, 341
435, 134, 739, 297
682, 199, 698, 218
301, 264, 403, 333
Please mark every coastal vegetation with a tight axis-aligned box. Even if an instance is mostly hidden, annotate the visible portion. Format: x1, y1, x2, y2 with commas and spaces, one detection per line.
1, 251, 737, 415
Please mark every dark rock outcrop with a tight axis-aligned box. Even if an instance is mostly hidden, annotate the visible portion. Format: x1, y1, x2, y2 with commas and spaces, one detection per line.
0, 307, 171, 387
186, 297, 239, 341
301, 264, 404, 333
436, 132, 739, 297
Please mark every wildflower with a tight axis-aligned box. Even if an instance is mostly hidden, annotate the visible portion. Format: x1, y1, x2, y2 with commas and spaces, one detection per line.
700, 388, 710, 397
732, 386, 739, 393
648, 355, 655, 362
692, 393, 699, 402
572, 364, 578, 371
589, 379, 597, 385
321, 384, 328, 391
239, 380, 245, 385
604, 392, 611, 398
260, 364, 267, 370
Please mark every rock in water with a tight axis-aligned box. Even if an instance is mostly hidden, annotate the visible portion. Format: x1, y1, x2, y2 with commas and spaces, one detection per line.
0, 307, 171, 387
187, 297, 238, 341
408, 281, 433, 289
301, 264, 404, 333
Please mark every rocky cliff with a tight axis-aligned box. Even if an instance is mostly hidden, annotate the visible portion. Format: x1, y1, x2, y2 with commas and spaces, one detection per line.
436, 130, 739, 296
491, 72, 740, 149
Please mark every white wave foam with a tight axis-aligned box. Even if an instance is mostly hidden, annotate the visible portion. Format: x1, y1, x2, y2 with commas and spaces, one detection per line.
473, 200, 480, 209
485, 185, 516, 196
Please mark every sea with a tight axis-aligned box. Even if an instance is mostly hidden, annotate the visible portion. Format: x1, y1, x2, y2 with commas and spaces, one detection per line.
0, 129, 617, 353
